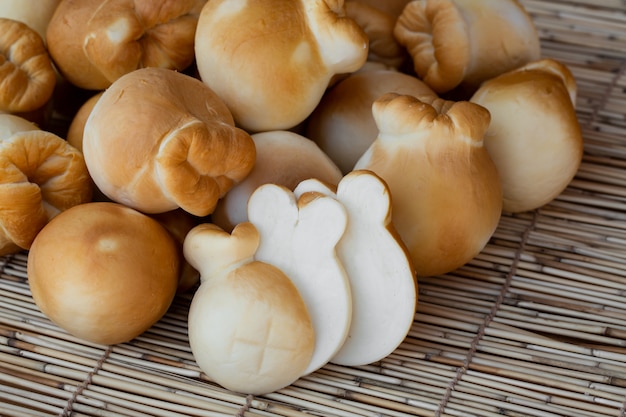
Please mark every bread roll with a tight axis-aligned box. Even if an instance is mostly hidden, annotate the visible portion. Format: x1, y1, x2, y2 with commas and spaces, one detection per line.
345, 1, 407, 69
470, 59, 583, 213
28, 202, 180, 345
394, 0, 540, 95
184, 222, 315, 395
306, 70, 437, 173
355, 94, 502, 277
0, 18, 56, 113
212, 130, 343, 232
46, 0, 206, 90
83, 67, 255, 217
351, 0, 411, 19
150, 209, 200, 294
0, 114, 92, 255
194, 0, 369, 132
66, 92, 102, 152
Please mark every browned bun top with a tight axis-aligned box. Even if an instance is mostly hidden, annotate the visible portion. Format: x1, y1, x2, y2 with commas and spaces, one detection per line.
27, 201, 180, 345
46, 0, 206, 90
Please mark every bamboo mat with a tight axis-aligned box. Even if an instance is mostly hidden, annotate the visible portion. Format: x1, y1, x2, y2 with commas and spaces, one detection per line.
2, 1, 626, 416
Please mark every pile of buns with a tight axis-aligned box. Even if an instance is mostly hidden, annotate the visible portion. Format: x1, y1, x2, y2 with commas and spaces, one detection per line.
1, 0, 583, 396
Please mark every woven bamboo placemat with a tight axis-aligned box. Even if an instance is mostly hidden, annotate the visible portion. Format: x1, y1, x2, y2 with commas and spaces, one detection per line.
2, 1, 626, 416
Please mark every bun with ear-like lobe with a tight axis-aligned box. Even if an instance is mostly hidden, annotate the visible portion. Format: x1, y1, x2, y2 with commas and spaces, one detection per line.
394, 0, 540, 95
183, 222, 315, 395
355, 94, 502, 277
248, 184, 352, 375
294, 170, 417, 367
194, 0, 369, 132
82, 67, 255, 217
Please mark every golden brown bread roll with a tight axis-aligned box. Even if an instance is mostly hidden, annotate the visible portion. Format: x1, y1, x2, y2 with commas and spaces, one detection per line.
355, 94, 502, 277
0, 18, 56, 113
46, 0, 206, 90
351, 0, 411, 18
83, 67, 255, 217
470, 59, 583, 213
0, 114, 93, 255
66, 92, 102, 153
345, 1, 407, 69
306, 69, 438, 173
28, 202, 180, 345
194, 0, 369, 132
150, 209, 200, 294
394, 0, 541, 95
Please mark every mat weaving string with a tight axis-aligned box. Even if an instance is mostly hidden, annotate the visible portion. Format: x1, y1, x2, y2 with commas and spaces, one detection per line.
58, 345, 113, 417
236, 394, 255, 417
586, 61, 626, 132
434, 212, 539, 417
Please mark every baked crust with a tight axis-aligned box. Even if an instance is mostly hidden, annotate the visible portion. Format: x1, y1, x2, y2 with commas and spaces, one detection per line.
0, 18, 56, 113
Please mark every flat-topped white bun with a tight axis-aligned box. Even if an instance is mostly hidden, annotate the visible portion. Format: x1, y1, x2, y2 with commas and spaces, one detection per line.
294, 170, 417, 366
212, 130, 342, 232
184, 222, 315, 394
248, 184, 352, 375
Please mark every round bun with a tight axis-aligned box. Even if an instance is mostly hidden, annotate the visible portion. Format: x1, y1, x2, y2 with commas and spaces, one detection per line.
345, 1, 407, 69
212, 130, 343, 231
27, 202, 180, 345
83, 67, 255, 217
470, 59, 583, 213
150, 209, 200, 294
66, 92, 102, 152
46, 0, 206, 90
306, 70, 437, 173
